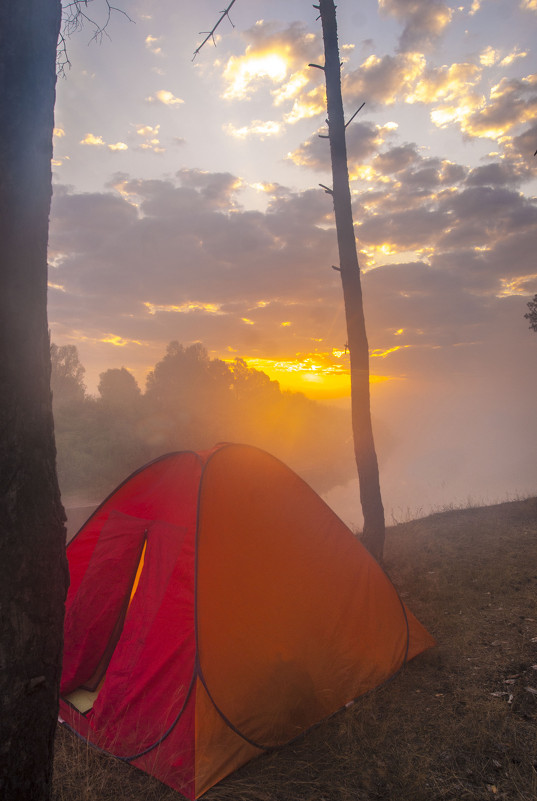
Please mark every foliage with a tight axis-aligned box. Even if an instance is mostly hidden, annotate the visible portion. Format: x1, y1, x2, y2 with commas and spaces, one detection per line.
524, 294, 537, 333
52, 341, 355, 502
98, 367, 141, 410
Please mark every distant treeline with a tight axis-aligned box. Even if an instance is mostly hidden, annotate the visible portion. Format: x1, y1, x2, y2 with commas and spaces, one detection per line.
51, 341, 355, 502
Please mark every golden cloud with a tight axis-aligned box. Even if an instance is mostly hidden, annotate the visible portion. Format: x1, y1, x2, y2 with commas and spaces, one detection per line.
146, 89, 184, 106
218, 20, 324, 122
370, 345, 410, 359
480, 45, 527, 68
497, 273, 537, 296
135, 124, 165, 154
455, 73, 537, 139
430, 92, 484, 130
344, 52, 426, 107
500, 48, 528, 67
222, 51, 289, 100
144, 302, 224, 315
272, 70, 310, 106
80, 132, 105, 146
100, 334, 143, 347
145, 34, 162, 55
224, 120, 282, 139
480, 46, 500, 67
80, 133, 128, 152
136, 125, 159, 137
406, 62, 481, 105
283, 86, 326, 124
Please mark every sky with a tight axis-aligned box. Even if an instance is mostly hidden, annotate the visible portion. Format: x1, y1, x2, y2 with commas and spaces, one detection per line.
49, 0, 537, 524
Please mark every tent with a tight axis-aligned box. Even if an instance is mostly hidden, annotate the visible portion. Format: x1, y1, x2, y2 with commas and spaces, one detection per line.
59, 443, 435, 798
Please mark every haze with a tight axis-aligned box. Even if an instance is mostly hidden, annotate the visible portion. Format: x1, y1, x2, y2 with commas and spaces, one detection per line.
49, 0, 537, 524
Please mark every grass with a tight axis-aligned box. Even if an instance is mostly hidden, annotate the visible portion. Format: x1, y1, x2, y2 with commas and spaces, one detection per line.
53, 497, 537, 800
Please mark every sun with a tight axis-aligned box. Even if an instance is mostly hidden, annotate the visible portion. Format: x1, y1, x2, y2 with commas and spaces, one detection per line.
223, 51, 289, 99
238, 354, 395, 400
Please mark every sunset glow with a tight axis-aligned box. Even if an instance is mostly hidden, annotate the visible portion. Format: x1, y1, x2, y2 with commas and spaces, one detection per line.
48, 0, 537, 514
241, 355, 396, 398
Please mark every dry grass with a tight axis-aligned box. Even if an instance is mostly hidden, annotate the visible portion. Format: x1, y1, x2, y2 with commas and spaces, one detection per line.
53, 497, 537, 801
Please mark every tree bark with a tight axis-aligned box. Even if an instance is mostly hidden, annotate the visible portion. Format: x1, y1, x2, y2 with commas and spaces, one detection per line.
0, 2, 69, 798
318, 0, 385, 561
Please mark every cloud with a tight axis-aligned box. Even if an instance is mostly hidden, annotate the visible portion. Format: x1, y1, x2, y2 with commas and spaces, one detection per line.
372, 143, 419, 175
146, 89, 184, 106
223, 51, 288, 101
343, 52, 426, 107
341, 48, 534, 151
145, 301, 225, 315
378, 0, 453, 52
48, 149, 537, 404
288, 121, 394, 174
465, 161, 525, 187
80, 133, 106, 146
502, 121, 537, 168
283, 85, 326, 124
224, 120, 283, 139
455, 73, 537, 140
406, 62, 481, 104
343, 51, 486, 120
145, 35, 162, 55
175, 169, 243, 209
499, 47, 528, 67
135, 124, 165, 154
218, 20, 325, 126
79, 132, 128, 152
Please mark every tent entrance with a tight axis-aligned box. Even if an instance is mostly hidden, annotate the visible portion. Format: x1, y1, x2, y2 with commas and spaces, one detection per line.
61, 512, 151, 706
64, 685, 102, 714
64, 541, 147, 714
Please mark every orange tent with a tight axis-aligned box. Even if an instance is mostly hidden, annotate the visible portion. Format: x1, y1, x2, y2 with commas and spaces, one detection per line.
59, 444, 435, 798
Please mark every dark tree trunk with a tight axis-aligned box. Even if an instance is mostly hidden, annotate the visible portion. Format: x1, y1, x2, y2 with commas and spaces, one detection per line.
0, 2, 69, 798
318, 0, 385, 561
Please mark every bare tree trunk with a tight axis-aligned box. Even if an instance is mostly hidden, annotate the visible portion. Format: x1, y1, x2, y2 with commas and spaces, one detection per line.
318, 0, 385, 561
0, 1, 69, 798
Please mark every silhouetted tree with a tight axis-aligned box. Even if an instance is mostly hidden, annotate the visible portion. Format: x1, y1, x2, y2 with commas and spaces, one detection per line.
318, 0, 385, 560
0, 1, 68, 798
145, 341, 234, 449
98, 367, 141, 410
525, 294, 537, 333
51, 343, 86, 407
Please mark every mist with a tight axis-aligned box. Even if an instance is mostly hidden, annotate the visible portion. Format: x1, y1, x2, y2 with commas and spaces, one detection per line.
324, 358, 537, 529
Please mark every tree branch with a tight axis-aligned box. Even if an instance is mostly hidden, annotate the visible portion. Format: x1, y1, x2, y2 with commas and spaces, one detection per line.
193, 0, 238, 60
57, 1, 133, 76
